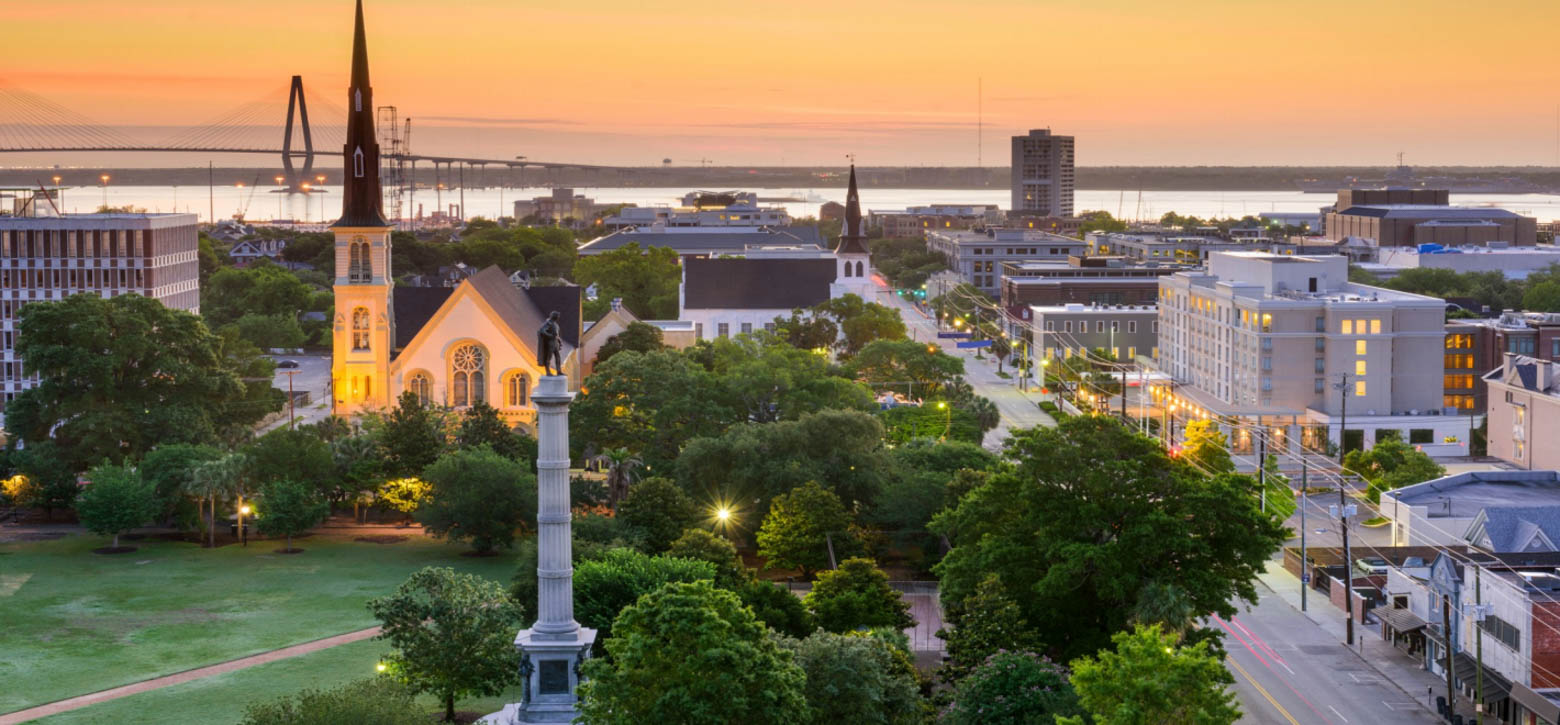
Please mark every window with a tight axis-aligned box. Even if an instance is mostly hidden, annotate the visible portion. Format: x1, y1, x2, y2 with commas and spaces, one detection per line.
1261, 314, 1272, 333
1553, 339, 1560, 358
353, 147, 365, 177
1444, 374, 1474, 390
1315, 338, 1326, 352
764, 322, 776, 333
1315, 378, 1325, 394
1127, 346, 1136, 359
1410, 429, 1434, 444
451, 344, 486, 407
1445, 353, 1473, 369
1355, 380, 1367, 397
1371, 320, 1382, 334
1444, 394, 1476, 411
1508, 337, 1537, 355
1315, 358, 1325, 374
1111, 320, 1120, 333
348, 238, 371, 283
1261, 377, 1272, 391
506, 373, 528, 408
1045, 321, 1054, 332
717, 323, 730, 338
409, 373, 431, 405
1127, 320, 1137, 333
1446, 333, 1474, 350
1064, 321, 1072, 333
1341, 320, 1353, 334
1356, 319, 1367, 334
1096, 321, 1105, 333
1355, 360, 1367, 376
1262, 357, 1272, 371
740, 322, 753, 334
351, 307, 370, 351
1356, 340, 1367, 356
1480, 614, 1522, 653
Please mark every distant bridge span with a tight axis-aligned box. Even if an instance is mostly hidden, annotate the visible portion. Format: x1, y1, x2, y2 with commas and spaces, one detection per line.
0, 146, 615, 171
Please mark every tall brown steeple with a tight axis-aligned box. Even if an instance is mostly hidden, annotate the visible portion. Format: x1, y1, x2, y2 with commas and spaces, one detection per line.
835, 164, 870, 255
333, 0, 388, 228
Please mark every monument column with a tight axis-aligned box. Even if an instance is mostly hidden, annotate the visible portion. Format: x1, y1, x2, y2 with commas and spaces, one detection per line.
503, 374, 595, 724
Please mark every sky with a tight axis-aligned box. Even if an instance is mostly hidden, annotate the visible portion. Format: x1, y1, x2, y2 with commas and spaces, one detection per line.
5, 0, 1560, 168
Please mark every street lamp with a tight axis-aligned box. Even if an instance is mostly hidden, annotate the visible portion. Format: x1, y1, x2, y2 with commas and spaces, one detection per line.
51, 175, 61, 210
275, 175, 286, 220
99, 174, 110, 210
238, 503, 252, 547
936, 401, 951, 441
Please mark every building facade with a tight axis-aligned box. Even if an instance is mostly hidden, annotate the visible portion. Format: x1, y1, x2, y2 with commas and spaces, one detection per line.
1010, 129, 1074, 218
1026, 303, 1158, 363
0, 212, 200, 405
999, 256, 1177, 307
925, 228, 1086, 297
868, 203, 1003, 238
1485, 353, 1560, 470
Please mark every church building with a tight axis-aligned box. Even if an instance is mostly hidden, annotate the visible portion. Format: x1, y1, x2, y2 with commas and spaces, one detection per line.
330, 0, 579, 428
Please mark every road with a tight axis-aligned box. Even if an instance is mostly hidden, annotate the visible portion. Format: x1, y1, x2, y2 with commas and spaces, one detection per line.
876, 285, 1055, 446
1221, 588, 1439, 725
261, 353, 333, 431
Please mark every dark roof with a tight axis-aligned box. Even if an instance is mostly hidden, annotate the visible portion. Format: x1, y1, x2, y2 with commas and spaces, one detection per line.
579, 225, 825, 255
835, 164, 870, 256
392, 286, 453, 349
523, 285, 582, 347
1471, 505, 1560, 553
1339, 205, 1524, 221
683, 258, 835, 309
332, 0, 389, 229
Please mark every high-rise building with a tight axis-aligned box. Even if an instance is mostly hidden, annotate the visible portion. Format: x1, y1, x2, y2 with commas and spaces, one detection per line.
1010, 129, 1074, 218
0, 211, 199, 405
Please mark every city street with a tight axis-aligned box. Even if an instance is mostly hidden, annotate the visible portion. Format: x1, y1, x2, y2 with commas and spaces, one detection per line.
876, 282, 1055, 447
1220, 586, 1439, 725
262, 353, 333, 431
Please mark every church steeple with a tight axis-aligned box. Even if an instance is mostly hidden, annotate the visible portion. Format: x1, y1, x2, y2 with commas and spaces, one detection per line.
334, 0, 388, 228
835, 164, 870, 255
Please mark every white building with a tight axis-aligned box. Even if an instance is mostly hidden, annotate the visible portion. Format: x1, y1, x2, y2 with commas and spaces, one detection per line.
1155, 251, 1459, 454
1377, 244, 1560, 280
601, 201, 789, 229
925, 228, 1086, 297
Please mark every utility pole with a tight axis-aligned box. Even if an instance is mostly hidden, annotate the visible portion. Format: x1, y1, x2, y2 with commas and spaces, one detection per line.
1336, 485, 1356, 646
1334, 372, 1351, 464
1120, 367, 1128, 420
1258, 434, 1267, 513
1299, 461, 1307, 611
283, 369, 300, 429
1475, 565, 1484, 725
1444, 593, 1456, 717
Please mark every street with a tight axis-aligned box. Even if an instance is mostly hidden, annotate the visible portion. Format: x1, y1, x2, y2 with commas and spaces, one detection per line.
878, 283, 1055, 447
1220, 586, 1439, 725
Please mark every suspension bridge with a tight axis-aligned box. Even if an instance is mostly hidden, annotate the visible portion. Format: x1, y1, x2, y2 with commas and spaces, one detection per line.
0, 76, 618, 212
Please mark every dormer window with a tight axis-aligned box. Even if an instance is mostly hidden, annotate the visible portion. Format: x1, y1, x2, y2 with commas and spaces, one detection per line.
354, 147, 365, 178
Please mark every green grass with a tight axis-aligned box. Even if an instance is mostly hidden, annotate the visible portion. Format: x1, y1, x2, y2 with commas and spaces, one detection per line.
30, 637, 526, 725
0, 533, 517, 715
1362, 516, 1391, 527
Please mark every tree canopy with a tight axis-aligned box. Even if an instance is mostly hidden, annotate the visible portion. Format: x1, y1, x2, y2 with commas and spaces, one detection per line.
803, 557, 914, 634
1059, 624, 1239, 725
572, 243, 682, 320
596, 322, 666, 367
416, 447, 536, 553
677, 409, 889, 514
757, 481, 860, 578
77, 462, 157, 550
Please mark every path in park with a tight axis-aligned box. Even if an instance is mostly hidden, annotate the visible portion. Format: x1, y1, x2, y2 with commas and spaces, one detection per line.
0, 626, 382, 725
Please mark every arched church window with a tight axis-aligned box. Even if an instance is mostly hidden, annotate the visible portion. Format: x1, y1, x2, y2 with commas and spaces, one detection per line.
856, 260, 865, 277
451, 344, 486, 407
349, 238, 371, 283
409, 372, 431, 405
506, 373, 528, 408
351, 307, 370, 351
843, 261, 852, 277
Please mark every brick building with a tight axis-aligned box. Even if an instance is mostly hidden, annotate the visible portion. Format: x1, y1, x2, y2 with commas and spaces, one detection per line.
998, 256, 1176, 307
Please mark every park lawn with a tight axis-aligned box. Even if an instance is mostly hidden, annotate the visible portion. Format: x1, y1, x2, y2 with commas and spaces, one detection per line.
0, 533, 517, 714
30, 637, 527, 725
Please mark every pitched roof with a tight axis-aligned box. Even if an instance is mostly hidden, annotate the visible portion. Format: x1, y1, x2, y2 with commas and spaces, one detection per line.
835, 164, 870, 256
391, 267, 581, 353
1466, 505, 1560, 553
392, 286, 453, 350
683, 257, 835, 310
579, 225, 825, 255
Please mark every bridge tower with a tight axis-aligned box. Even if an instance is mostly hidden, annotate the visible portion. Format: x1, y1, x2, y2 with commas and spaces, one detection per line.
282, 75, 315, 191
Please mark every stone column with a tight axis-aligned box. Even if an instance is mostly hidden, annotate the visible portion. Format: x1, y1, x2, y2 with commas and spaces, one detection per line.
493, 375, 596, 725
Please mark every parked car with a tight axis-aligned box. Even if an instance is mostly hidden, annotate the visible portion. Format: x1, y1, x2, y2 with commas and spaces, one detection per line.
1354, 556, 1389, 575
277, 360, 301, 369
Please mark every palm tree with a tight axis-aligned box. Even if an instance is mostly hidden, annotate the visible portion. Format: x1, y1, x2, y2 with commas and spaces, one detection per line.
597, 448, 642, 514
186, 453, 249, 548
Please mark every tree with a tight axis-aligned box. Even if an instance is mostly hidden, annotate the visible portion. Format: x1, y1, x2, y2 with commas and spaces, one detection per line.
454, 403, 533, 462
76, 463, 157, 550
848, 339, 964, 399
255, 480, 330, 552
598, 447, 643, 513
203, 259, 313, 328
1344, 437, 1446, 503
10, 440, 81, 521
380, 391, 447, 478
938, 575, 1044, 685
571, 350, 736, 472
942, 381, 1001, 437
814, 294, 907, 355
772, 309, 839, 351
140, 443, 223, 525
1059, 624, 1239, 725
5, 293, 258, 470
944, 651, 1082, 725
243, 427, 334, 492
577, 580, 808, 725
332, 432, 385, 519
878, 404, 982, 444
1180, 419, 1234, 474
572, 243, 682, 320
933, 416, 1286, 662
736, 579, 817, 638
697, 334, 876, 423
667, 528, 748, 587
1523, 280, 1560, 313
229, 312, 307, 350
803, 558, 914, 634
596, 322, 666, 366
367, 567, 521, 723
778, 631, 922, 725
617, 477, 702, 552
417, 448, 535, 554
677, 409, 890, 514
238, 678, 427, 725
378, 477, 430, 522
574, 548, 717, 643
186, 453, 248, 548
757, 481, 860, 578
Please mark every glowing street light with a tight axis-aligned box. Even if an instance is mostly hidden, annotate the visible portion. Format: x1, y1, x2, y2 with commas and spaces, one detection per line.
99, 174, 110, 209
376, 662, 388, 673
716, 507, 731, 522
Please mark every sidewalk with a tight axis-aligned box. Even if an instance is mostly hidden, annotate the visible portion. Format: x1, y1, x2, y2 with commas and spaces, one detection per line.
1256, 561, 1478, 722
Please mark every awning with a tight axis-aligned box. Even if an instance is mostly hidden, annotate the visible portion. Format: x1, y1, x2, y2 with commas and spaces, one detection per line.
1378, 607, 1427, 634
1512, 683, 1560, 723
1453, 652, 1512, 702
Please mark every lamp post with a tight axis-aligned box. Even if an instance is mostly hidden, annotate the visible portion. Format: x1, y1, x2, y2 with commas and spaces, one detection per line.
316, 174, 327, 223
99, 174, 109, 210
275, 175, 286, 220
238, 502, 251, 547
936, 401, 951, 441
51, 175, 61, 211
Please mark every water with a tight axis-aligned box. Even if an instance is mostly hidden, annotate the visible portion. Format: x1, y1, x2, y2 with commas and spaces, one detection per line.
54, 185, 1560, 224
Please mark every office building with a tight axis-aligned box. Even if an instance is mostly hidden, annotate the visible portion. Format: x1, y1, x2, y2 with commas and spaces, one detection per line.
513, 188, 608, 224
998, 256, 1177, 308
1376, 244, 1560, 280
925, 228, 1085, 297
1444, 312, 1560, 414
0, 212, 200, 404
1323, 189, 1537, 247
868, 203, 1002, 238
1010, 129, 1074, 218
1154, 251, 1459, 455
1087, 231, 1286, 263
1026, 302, 1158, 364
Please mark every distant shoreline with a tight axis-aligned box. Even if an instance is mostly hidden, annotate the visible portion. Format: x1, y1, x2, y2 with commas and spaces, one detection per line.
8, 165, 1560, 193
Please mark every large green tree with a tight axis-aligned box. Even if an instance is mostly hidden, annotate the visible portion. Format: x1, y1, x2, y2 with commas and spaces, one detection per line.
573, 548, 717, 645
756, 481, 860, 578
937, 575, 1044, 685
813, 294, 907, 355
677, 409, 889, 514
6, 293, 268, 470
77, 462, 158, 550
572, 243, 682, 320
778, 631, 923, 725
571, 350, 736, 471
1059, 624, 1239, 725
596, 322, 666, 367
803, 558, 914, 634
380, 392, 447, 478
416, 447, 536, 554
577, 580, 808, 725
255, 480, 330, 552
367, 567, 521, 722
848, 339, 964, 399
140, 443, 224, 526
1344, 437, 1446, 503
243, 428, 334, 493
944, 651, 1082, 725
697, 335, 876, 423
454, 403, 534, 463
933, 416, 1286, 662
203, 258, 313, 328
617, 477, 703, 552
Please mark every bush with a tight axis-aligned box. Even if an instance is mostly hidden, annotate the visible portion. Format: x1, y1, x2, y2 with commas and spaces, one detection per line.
574, 548, 716, 644
943, 651, 1081, 725
616, 477, 702, 552
779, 631, 923, 724
737, 579, 816, 638
804, 558, 914, 634
416, 448, 536, 553
238, 678, 426, 725
76, 463, 158, 550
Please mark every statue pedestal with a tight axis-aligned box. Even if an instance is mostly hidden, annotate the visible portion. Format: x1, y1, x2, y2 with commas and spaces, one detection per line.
483, 375, 594, 724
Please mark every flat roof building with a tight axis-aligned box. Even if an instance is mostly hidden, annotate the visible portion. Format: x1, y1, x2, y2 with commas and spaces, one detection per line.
998, 256, 1178, 308
1010, 129, 1074, 218
1485, 353, 1560, 470
925, 227, 1086, 297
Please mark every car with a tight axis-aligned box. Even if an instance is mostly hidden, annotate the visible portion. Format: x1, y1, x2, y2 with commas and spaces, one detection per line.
1354, 556, 1389, 575
276, 360, 300, 369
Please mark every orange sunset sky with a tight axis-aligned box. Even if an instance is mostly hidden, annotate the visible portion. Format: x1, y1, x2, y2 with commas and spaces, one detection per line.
5, 0, 1560, 167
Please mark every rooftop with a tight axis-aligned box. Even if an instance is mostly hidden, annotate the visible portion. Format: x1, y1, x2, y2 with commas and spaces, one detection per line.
1338, 204, 1529, 220
579, 225, 825, 254
1386, 470, 1560, 519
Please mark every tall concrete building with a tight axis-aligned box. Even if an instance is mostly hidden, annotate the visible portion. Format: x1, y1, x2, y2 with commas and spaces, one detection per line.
1154, 251, 1462, 455
0, 212, 200, 405
1010, 129, 1074, 218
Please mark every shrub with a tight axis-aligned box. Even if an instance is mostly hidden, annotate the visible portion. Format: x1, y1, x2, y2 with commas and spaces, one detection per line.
238, 678, 426, 725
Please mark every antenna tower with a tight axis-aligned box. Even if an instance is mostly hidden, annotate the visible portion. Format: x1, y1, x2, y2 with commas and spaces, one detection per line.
377, 106, 406, 227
